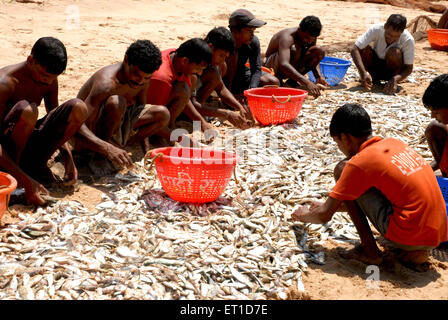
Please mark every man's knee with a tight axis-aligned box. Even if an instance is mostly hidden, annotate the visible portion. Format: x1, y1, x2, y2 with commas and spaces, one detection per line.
425, 119, 446, 141
309, 46, 326, 61
151, 105, 170, 127
385, 47, 403, 64
334, 159, 348, 182
104, 95, 127, 116
14, 100, 38, 127
67, 98, 88, 124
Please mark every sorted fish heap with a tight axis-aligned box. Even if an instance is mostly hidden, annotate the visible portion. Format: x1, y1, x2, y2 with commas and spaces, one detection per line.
0, 54, 439, 300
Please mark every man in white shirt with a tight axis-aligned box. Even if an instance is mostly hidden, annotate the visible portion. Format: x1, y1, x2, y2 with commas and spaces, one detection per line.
351, 14, 415, 95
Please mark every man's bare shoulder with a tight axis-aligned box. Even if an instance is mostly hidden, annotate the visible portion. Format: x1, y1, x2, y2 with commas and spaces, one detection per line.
88, 63, 121, 93
0, 63, 23, 93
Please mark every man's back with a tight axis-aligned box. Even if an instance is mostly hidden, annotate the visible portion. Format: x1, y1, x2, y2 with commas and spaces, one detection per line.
331, 136, 447, 247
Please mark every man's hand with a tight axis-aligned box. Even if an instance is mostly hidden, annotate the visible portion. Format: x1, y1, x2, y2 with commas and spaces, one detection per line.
361, 71, 373, 91
24, 178, 49, 206
316, 76, 329, 88
305, 80, 322, 98
104, 144, 133, 168
226, 110, 252, 129
292, 205, 310, 222
384, 76, 398, 95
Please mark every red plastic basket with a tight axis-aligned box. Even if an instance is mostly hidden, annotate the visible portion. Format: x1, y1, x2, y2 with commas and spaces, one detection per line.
427, 29, 448, 51
0, 172, 17, 220
148, 147, 239, 203
244, 87, 308, 125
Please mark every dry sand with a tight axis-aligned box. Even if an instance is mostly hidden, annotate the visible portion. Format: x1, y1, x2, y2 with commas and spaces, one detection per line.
0, 0, 448, 300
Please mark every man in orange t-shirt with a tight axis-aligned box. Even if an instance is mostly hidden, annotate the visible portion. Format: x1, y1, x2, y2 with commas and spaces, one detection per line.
292, 103, 447, 269
146, 38, 211, 145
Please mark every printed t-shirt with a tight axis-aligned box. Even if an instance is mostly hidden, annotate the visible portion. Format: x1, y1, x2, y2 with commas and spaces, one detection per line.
330, 136, 447, 247
355, 23, 415, 65
146, 48, 192, 106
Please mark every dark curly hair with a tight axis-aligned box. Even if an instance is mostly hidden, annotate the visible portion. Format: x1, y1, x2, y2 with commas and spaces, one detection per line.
205, 27, 235, 53
330, 103, 372, 138
125, 40, 162, 74
31, 37, 67, 75
423, 74, 448, 110
176, 38, 212, 65
300, 16, 322, 37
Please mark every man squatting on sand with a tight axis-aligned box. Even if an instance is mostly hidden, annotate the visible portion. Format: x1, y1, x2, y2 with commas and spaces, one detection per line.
0, 37, 88, 206
292, 104, 448, 269
263, 15, 328, 98
351, 14, 415, 95
74, 40, 169, 175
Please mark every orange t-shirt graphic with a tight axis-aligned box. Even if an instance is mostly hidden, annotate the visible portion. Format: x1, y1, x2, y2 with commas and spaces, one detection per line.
330, 136, 448, 247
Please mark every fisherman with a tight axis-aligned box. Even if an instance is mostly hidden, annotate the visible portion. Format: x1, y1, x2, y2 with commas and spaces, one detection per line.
0, 37, 88, 205
185, 27, 253, 130
351, 14, 415, 95
74, 40, 169, 175
223, 9, 279, 98
292, 103, 447, 270
263, 15, 328, 97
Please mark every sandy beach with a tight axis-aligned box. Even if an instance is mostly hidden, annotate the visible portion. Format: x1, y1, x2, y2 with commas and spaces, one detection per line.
0, 0, 447, 300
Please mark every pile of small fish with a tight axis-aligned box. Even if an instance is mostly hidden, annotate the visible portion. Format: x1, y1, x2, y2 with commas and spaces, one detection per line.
0, 55, 439, 300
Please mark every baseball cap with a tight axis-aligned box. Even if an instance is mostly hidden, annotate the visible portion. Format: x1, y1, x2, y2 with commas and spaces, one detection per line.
228, 9, 266, 28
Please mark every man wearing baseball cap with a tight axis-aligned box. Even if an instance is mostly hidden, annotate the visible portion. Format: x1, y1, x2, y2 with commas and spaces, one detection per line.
223, 9, 279, 98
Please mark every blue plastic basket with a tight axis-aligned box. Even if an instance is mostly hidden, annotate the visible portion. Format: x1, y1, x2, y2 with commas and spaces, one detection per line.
436, 176, 448, 245
307, 56, 351, 86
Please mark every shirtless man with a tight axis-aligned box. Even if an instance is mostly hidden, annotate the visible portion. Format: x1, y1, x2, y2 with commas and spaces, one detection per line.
75, 40, 169, 174
0, 37, 88, 205
264, 16, 328, 97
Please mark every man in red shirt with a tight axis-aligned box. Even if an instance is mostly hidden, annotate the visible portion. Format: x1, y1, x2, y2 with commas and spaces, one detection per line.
293, 104, 447, 270
146, 38, 212, 142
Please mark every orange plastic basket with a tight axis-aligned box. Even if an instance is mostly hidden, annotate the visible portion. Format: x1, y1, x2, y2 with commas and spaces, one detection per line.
245, 63, 275, 75
244, 87, 308, 125
148, 147, 239, 203
0, 172, 17, 220
427, 29, 448, 51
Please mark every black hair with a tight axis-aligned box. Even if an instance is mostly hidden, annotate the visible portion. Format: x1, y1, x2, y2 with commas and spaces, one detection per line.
125, 40, 161, 74
299, 16, 322, 37
385, 14, 407, 32
31, 37, 67, 75
330, 103, 372, 138
423, 74, 448, 110
205, 27, 235, 53
176, 38, 212, 65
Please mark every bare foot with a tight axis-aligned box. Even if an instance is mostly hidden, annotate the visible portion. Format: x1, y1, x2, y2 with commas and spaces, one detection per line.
338, 245, 383, 265
397, 250, 431, 272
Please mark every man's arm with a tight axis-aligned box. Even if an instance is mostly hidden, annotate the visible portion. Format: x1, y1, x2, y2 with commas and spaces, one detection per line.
384, 64, 413, 94
248, 37, 262, 89
292, 196, 342, 224
75, 83, 133, 168
350, 44, 372, 90
0, 144, 48, 205
277, 36, 322, 97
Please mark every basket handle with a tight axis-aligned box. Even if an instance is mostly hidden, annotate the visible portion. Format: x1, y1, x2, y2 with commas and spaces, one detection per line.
272, 94, 291, 104
144, 151, 164, 172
